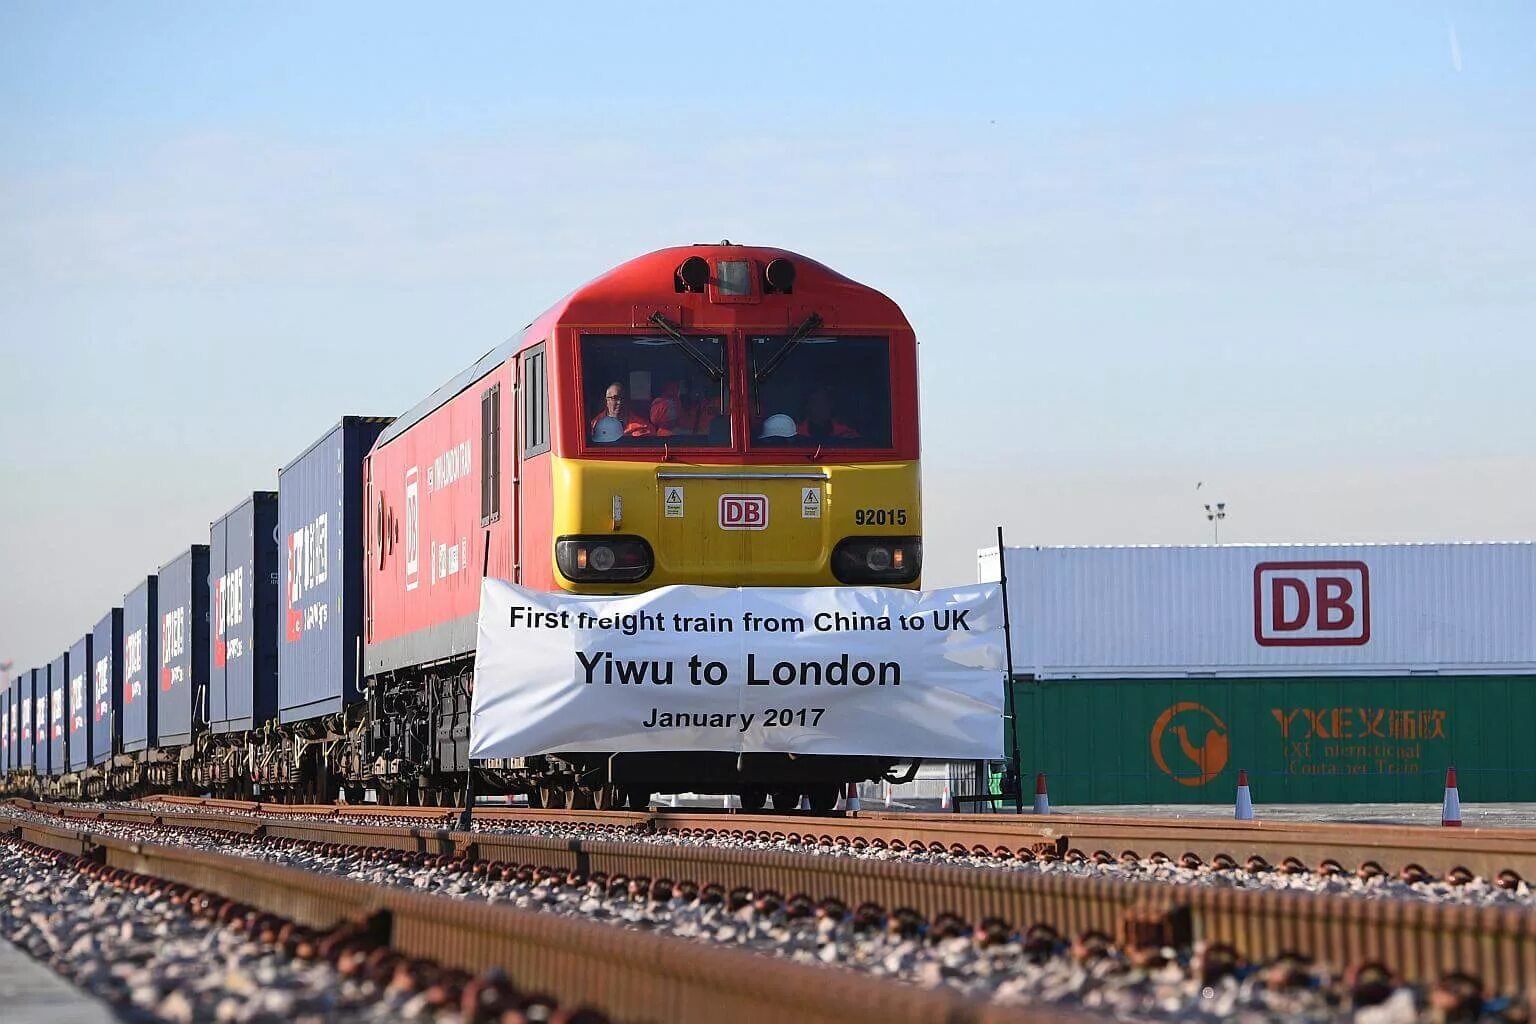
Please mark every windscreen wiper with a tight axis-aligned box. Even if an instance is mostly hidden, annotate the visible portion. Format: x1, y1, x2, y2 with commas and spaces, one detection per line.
753, 312, 823, 387
648, 312, 723, 381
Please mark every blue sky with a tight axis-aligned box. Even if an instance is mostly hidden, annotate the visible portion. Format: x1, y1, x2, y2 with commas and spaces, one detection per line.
2, 2, 1534, 669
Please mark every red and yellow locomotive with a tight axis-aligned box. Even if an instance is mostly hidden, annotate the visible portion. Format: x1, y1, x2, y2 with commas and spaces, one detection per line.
361, 243, 922, 809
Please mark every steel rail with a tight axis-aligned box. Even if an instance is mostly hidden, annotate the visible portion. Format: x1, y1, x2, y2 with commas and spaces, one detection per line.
13, 798, 1536, 997
2, 815, 1086, 1024
143, 795, 1536, 882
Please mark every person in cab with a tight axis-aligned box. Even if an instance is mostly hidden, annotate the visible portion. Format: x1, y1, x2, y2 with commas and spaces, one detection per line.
590, 382, 654, 442
797, 386, 861, 442
650, 379, 720, 438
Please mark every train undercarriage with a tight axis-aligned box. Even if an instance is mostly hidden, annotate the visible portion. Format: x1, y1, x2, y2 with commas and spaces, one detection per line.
13, 655, 918, 807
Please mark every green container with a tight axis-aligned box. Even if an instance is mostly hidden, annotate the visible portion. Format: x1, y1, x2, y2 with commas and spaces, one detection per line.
1007, 675, 1536, 804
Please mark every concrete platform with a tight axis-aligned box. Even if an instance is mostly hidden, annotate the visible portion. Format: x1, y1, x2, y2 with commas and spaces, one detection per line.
0, 939, 117, 1024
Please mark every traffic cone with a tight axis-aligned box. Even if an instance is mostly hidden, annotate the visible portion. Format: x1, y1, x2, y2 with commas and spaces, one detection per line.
1032, 773, 1050, 815
1234, 769, 1254, 821
844, 782, 861, 813
1441, 767, 1462, 827
940, 780, 952, 810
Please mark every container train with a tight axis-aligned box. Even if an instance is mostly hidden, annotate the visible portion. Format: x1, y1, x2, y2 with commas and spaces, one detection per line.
2, 243, 923, 811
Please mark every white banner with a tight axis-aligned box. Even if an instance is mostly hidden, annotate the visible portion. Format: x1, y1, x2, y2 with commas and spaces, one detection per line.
469, 580, 1005, 760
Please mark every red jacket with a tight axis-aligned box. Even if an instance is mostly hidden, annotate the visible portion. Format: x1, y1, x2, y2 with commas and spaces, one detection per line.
590, 409, 654, 438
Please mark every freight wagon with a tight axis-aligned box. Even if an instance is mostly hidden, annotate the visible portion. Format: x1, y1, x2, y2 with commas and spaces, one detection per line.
979, 543, 1536, 804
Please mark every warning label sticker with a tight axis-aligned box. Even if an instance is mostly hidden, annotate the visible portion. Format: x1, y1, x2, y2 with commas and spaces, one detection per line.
801, 486, 821, 519
664, 486, 685, 518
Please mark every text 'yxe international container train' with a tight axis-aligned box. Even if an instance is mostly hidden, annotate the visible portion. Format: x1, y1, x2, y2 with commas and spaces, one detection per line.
2, 243, 924, 810
979, 542, 1536, 805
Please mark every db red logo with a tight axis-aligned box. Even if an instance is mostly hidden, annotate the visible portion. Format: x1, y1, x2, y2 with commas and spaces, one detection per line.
1254, 561, 1370, 647
719, 494, 768, 531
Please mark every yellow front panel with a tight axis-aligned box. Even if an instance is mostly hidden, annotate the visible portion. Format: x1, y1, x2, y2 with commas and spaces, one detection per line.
550, 456, 921, 592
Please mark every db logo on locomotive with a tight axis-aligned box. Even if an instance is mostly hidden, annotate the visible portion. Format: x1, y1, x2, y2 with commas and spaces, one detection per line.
1149, 702, 1230, 787
719, 494, 768, 531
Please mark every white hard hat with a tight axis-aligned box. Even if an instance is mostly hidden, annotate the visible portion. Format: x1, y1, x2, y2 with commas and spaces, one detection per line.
591, 417, 624, 443
760, 413, 797, 439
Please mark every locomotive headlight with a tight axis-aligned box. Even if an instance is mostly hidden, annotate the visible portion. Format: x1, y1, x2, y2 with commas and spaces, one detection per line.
556, 536, 654, 584
832, 537, 922, 585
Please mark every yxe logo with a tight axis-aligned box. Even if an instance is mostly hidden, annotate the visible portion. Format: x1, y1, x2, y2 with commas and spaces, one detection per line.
123, 629, 145, 705
1149, 702, 1229, 787
286, 513, 330, 641
94, 657, 110, 723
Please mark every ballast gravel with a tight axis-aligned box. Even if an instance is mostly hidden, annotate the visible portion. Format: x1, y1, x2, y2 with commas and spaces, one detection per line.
3, 805, 1527, 1022
0, 839, 404, 1023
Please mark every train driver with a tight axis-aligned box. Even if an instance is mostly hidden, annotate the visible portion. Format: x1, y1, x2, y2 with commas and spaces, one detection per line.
590, 382, 654, 442
797, 386, 861, 442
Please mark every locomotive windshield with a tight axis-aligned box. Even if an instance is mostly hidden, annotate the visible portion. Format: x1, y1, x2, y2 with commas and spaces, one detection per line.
748, 335, 893, 449
581, 334, 732, 446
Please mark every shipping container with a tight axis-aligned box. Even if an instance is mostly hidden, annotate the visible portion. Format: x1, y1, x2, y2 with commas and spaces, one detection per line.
2, 689, 8, 775
980, 543, 1536, 678
156, 547, 209, 747
279, 417, 391, 723
8, 677, 17, 773
18, 672, 33, 773
67, 634, 93, 772
209, 492, 279, 734
1007, 674, 1536, 804
122, 577, 159, 753
47, 654, 67, 776
10, 677, 20, 773
92, 609, 123, 767
33, 667, 49, 774
980, 543, 1536, 804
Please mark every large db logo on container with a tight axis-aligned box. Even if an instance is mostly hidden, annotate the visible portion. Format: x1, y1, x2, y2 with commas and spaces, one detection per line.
1253, 561, 1370, 647
719, 494, 768, 531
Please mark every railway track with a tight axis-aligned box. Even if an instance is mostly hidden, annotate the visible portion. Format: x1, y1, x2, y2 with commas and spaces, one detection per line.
145, 794, 1536, 883
3, 812, 1087, 1024
10, 797, 1536, 1004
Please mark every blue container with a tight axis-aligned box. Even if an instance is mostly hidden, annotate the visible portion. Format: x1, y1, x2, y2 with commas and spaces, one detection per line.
17, 672, 32, 773
2, 688, 9, 775
278, 417, 390, 723
210, 492, 279, 734
156, 547, 209, 747
47, 654, 68, 776
68, 634, 93, 771
122, 577, 159, 753
32, 667, 49, 773
92, 610, 123, 767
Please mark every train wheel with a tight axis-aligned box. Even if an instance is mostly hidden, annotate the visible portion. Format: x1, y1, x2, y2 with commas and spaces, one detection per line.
590, 785, 621, 811
739, 786, 768, 813
623, 787, 651, 811
807, 785, 838, 813
769, 789, 801, 812
538, 786, 564, 809
571, 788, 596, 810
525, 790, 543, 809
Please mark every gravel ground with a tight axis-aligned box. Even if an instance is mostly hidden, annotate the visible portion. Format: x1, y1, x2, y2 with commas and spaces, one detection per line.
4, 806, 1528, 1022
0, 833, 607, 1023
63, 801, 1536, 909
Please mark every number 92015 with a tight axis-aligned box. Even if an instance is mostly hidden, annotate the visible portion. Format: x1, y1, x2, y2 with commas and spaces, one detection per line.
854, 508, 907, 526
